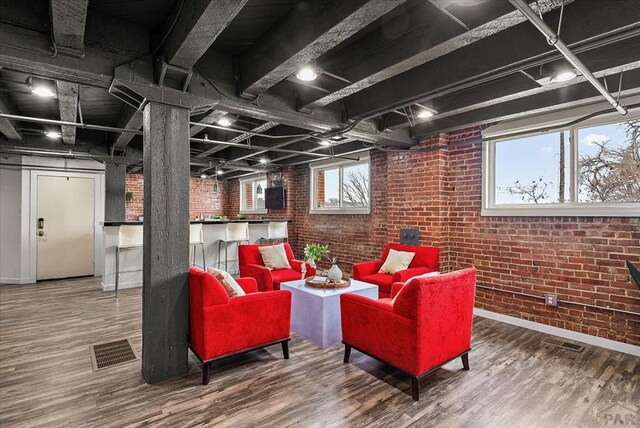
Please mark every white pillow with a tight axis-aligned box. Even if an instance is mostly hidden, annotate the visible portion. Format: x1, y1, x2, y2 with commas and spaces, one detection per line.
207, 267, 246, 297
258, 243, 291, 270
379, 249, 415, 274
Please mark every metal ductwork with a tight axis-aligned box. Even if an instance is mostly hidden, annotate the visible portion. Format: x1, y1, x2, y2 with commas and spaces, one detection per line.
509, 0, 627, 115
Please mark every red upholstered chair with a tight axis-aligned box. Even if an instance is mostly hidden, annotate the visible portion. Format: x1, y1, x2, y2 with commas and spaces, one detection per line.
188, 267, 292, 385
238, 243, 316, 291
341, 268, 476, 400
352, 243, 439, 298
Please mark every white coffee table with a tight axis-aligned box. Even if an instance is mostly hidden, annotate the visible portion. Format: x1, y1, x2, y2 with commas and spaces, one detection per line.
280, 278, 378, 349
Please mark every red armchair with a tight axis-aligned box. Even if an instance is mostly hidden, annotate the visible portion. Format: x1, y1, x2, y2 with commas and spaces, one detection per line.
352, 243, 439, 298
341, 268, 476, 400
189, 267, 292, 384
238, 243, 316, 291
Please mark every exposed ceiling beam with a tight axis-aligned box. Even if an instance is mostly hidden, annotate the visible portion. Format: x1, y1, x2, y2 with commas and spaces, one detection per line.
0, 6, 148, 88
162, 0, 248, 69
56, 81, 79, 145
0, 91, 21, 141
111, 0, 246, 148
190, 110, 227, 137
264, 138, 359, 164
411, 69, 640, 137
299, 0, 567, 112
385, 39, 640, 129
194, 121, 278, 159
50, 0, 89, 57
113, 109, 143, 149
343, 0, 640, 120
239, 0, 406, 98
275, 143, 371, 167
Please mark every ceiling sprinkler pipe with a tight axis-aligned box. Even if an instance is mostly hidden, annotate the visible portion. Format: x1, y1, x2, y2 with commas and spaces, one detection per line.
509, 0, 627, 115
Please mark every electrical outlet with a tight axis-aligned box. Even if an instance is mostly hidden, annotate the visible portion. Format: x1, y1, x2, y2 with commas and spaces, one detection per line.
545, 293, 558, 307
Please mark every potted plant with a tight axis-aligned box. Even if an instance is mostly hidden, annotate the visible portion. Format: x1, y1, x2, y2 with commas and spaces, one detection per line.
301, 244, 342, 282
125, 191, 133, 203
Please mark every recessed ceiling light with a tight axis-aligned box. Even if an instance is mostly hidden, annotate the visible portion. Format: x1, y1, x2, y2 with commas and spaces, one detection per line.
217, 170, 224, 175
331, 135, 343, 140
417, 109, 435, 119
319, 140, 332, 146
44, 131, 61, 139
217, 117, 233, 127
200, 173, 208, 179
259, 158, 269, 164
552, 69, 578, 83
27, 77, 56, 98
296, 65, 318, 81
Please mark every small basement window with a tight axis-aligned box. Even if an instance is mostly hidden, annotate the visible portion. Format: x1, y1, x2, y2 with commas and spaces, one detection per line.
309, 156, 371, 214
239, 175, 268, 214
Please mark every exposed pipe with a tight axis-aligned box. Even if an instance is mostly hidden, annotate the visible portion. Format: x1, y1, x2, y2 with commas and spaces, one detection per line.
509, 0, 627, 115
190, 136, 360, 162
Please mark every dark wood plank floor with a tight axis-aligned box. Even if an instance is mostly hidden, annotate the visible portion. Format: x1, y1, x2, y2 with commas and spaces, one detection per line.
0, 277, 638, 427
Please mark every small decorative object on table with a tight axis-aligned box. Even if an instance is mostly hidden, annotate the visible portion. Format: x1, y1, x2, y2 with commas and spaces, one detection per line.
305, 276, 350, 289
326, 257, 343, 283
302, 243, 330, 280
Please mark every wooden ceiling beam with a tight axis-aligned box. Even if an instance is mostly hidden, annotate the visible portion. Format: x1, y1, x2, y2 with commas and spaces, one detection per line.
50, 0, 89, 57
56, 81, 79, 145
238, 0, 406, 99
343, 0, 640, 120
162, 0, 248, 69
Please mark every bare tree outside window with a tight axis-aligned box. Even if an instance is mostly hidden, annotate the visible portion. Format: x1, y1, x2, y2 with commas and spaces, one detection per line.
578, 119, 640, 203
343, 167, 370, 207
506, 177, 551, 203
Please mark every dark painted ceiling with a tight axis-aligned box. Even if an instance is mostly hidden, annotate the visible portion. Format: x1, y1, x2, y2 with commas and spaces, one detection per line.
0, 0, 639, 179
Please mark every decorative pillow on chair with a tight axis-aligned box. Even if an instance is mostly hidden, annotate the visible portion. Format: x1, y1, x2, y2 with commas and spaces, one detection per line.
258, 243, 292, 270
207, 267, 246, 297
379, 249, 415, 274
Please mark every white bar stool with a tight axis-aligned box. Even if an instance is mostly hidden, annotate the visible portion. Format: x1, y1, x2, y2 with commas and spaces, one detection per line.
190, 223, 206, 269
266, 221, 288, 243
115, 225, 143, 299
217, 222, 249, 274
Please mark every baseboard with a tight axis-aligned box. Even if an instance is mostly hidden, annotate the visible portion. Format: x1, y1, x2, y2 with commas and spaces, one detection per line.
0, 277, 32, 285
101, 280, 142, 292
474, 308, 640, 357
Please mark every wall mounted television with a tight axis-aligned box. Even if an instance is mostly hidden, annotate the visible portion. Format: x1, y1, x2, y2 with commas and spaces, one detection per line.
265, 186, 286, 209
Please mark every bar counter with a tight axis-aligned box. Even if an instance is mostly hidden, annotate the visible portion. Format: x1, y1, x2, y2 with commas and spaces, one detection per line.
101, 220, 288, 292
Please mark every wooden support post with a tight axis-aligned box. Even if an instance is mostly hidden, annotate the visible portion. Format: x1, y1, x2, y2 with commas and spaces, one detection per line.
104, 163, 126, 222
141, 101, 190, 384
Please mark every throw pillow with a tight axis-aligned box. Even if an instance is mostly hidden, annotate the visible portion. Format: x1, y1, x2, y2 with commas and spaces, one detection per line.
207, 267, 246, 297
258, 243, 291, 270
379, 249, 415, 274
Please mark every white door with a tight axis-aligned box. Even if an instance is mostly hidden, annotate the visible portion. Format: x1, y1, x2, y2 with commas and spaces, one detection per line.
37, 176, 95, 280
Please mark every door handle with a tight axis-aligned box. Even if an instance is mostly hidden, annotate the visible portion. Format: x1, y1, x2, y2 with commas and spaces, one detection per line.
38, 230, 45, 236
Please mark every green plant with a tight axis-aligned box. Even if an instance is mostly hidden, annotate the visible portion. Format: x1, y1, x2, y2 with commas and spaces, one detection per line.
237, 213, 245, 219
125, 191, 133, 203
304, 243, 330, 263
212, 214, 224, 220
627, 261, 640, 289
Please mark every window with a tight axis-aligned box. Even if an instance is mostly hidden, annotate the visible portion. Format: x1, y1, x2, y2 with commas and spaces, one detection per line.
240, 175, 267, 214
483, 115, 640, 216
310, 157, 370, 214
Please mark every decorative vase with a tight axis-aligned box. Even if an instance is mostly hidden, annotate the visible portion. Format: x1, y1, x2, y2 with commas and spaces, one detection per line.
327, 257, 342, 283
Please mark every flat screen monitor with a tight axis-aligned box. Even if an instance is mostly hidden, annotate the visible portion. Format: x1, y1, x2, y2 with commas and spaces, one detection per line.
265, 186, 286, 209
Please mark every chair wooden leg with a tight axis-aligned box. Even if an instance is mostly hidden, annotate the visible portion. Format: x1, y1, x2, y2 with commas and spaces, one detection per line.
461, 352, 470, 370
282, 341, 290, 359
202, 362, 210, 385
411, 377, 420, 401
343, 344, 351, 363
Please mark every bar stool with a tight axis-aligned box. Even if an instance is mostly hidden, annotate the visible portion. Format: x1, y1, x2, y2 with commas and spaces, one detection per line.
266, 221, 288, 244
115, 225, 143, 299
217, 222, 249, 274
190, 223, 206, 269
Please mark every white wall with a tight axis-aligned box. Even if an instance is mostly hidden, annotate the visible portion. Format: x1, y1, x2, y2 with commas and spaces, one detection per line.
0, 162, 26, 283
0, 156, 105, 285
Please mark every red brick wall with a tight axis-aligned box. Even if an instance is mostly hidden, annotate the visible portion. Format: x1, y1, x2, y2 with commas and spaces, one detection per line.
223, 125, 640, 345
125, 174, 227, 221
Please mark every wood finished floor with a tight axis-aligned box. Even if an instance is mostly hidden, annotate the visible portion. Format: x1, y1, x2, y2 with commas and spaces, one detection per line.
0, 277, 638, 428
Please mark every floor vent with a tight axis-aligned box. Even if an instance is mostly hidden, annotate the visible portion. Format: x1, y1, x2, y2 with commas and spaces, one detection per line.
90, 339, 139, 371
544, 339, 585, 353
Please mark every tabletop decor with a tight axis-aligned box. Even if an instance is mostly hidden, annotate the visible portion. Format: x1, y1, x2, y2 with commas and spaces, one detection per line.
301, 243, 329, 279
